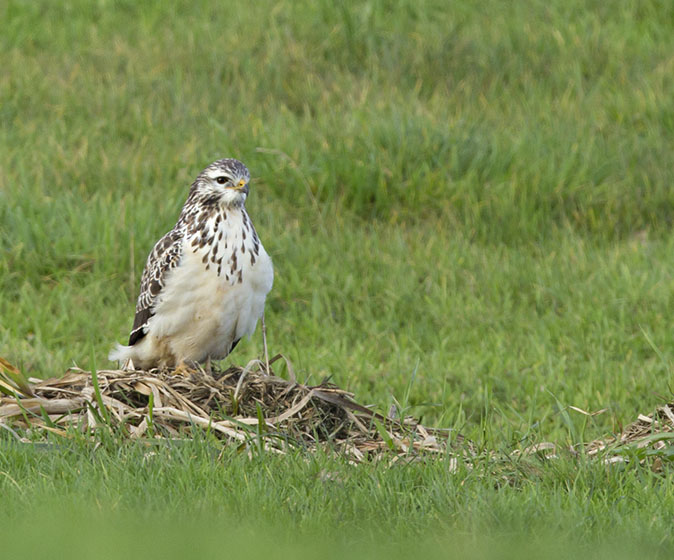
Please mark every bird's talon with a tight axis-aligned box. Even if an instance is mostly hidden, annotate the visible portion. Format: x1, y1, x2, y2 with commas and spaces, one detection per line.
173, 362, 198, 377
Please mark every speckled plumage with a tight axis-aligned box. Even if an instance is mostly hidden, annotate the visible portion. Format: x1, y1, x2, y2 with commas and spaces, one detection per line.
109, 159, 274, 370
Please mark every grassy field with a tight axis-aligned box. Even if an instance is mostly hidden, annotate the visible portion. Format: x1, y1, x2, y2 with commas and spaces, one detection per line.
1, 0, 674, 557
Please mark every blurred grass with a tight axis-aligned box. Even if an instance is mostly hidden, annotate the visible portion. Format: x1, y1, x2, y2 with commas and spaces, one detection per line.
1, 0, 674, 555
1, 0, 672, 235
0, 437, 673, 559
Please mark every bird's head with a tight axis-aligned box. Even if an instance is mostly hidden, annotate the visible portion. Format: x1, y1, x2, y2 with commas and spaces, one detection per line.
192, 158, 251, 207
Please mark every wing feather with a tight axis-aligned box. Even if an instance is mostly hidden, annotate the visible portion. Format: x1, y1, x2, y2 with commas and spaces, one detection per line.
128, 229, 184, 346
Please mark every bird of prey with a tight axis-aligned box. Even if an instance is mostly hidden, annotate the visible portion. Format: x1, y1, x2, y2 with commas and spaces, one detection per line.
109, 158, 274, 371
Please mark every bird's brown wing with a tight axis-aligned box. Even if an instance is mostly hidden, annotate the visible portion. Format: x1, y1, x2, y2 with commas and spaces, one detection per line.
128, 229, 184, 346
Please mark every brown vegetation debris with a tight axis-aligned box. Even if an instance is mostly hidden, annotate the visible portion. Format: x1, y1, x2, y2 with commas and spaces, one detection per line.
0, 355, 465, 462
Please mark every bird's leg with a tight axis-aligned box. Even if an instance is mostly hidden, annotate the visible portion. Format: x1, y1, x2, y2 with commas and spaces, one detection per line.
173, 362, 189, 376
204, 355, 212, 375
261, 312, 270, 375
173, 360, 198, 377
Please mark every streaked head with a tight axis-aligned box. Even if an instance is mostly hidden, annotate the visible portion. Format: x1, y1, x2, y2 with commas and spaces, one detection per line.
193, 158, 251, 206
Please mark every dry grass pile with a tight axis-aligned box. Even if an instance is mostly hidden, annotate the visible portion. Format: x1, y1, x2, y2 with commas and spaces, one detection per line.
0, 356, 459, 462
2, 355, 673, 467
586, 403, 674, 466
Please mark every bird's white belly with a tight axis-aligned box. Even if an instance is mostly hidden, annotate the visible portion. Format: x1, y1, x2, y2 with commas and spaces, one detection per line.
146, 238, 273, 364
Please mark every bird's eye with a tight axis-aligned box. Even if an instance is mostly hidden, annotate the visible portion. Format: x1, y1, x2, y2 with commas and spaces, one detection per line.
216, 176, 229, 185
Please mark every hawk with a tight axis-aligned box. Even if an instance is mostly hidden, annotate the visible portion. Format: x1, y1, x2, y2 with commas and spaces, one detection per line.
109, 158, 274, 370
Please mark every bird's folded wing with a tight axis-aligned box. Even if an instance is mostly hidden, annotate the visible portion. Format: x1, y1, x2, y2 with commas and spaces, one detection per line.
128, 229, 184, 346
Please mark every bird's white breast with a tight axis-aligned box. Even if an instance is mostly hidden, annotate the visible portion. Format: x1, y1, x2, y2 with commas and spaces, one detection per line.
147, 207, 273, 363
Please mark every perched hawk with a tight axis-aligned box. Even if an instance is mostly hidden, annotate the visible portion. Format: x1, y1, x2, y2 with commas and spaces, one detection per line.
109, 158, 274, 370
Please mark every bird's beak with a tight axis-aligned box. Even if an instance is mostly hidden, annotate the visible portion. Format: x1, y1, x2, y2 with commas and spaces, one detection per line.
230, 179, 249, 195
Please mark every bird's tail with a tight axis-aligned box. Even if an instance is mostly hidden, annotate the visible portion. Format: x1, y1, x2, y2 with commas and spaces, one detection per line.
108, 343, 133, 364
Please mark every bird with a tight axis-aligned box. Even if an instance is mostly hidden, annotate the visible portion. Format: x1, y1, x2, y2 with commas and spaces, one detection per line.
109, 158, 274, 371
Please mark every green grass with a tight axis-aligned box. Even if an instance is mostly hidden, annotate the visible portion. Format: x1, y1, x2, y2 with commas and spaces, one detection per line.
1, 437, 673, 559
1, 0, 674, 556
